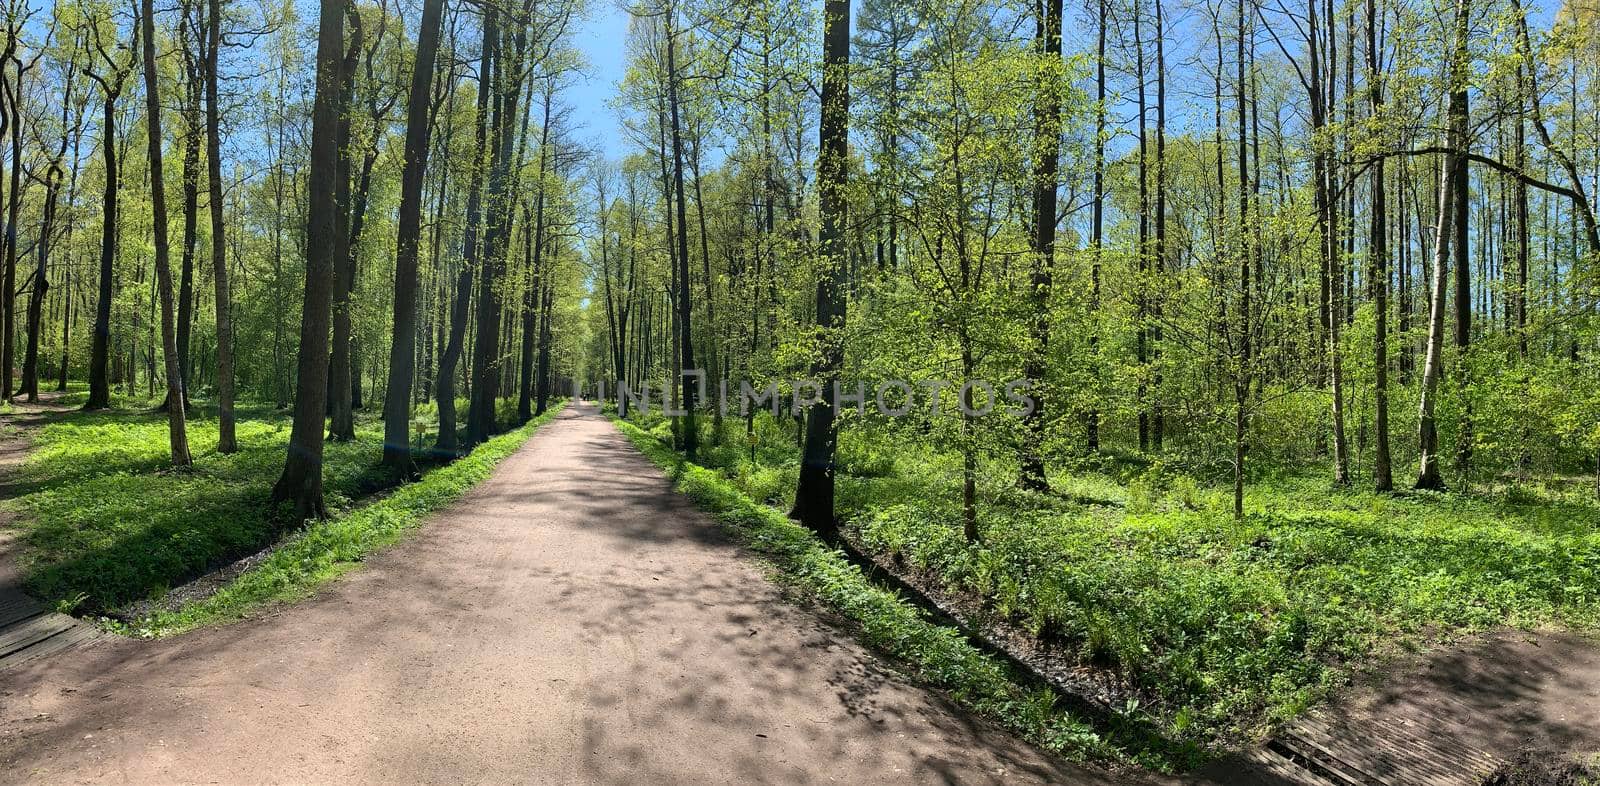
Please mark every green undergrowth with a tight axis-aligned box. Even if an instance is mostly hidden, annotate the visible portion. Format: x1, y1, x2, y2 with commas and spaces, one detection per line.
609, 415, 1174, 770
615, 409, 1600, 763
5, 397, 561, 636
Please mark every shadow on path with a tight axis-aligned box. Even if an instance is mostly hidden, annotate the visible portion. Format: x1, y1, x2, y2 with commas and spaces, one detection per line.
0, 403, 1154, 785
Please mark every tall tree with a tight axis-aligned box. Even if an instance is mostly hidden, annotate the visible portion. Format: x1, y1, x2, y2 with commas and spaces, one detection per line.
1416, 0, 1470, 491
1232, 0, 1253, 518
1019, 0, 1061, 491
1367, 0, 1392, 490
206, 0, 237, 452
21, 39, 79, 402
435, 6, 495, 453
663, 2, 697, 460
270, 0, 348, 519
466, 0, 531, 446
0, 19, 14, 402
1449, 0, 1472, 478
327, 4, 363, 442
1087, 0, 1105, 453
141, 0, 194, 465
383, 0, 446, 472
518, 80, 553, 423
0, 12, 37, 403
81, 10, 136, 411
163, 5, 202, 413
1151, 0, 1167, 452
789, 0, 849, 539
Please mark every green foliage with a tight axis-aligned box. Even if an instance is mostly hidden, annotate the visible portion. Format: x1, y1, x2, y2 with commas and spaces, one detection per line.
14, 405, 368, 612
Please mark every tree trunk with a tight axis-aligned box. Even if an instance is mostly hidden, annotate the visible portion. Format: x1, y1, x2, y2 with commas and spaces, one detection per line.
1, 72, 21, 401
517, 87, 552, 423
207, 0, 236, 452
21, 172, 59, 403
1233, 0, 1252, 518
1416, 152, 1456, 491
689, 128, 719, 441
22, 62, 77, 402
518, 199, 540, 420
1368, 0, 1392, 491
168, 35, 201, 413
1019, 0, 1061, 491
1418, 0, 1469, 490
1152, 0, 1166, 452
467, 5, 528, 446
327, 9, 363, 443
57, 262, 70, 393
1450, 44, 1472, 478
271, 0, 347, 519
86, 87, 119, 411
1086, 0, 1105, 453
383, 0, 445, 472
665, 5, 698, 461
436, 7, 495, 454
141, 0, 194, 465
535, 255, 553, 414
790, 0, 849, 540
0, 52, 9, 402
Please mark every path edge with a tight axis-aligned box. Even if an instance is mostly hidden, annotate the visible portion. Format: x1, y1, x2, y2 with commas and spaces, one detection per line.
606, 413, 1177, 774
131, 403, 569, 637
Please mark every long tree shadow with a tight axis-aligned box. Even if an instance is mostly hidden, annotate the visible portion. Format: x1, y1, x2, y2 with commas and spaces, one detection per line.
7, 405, 393, 615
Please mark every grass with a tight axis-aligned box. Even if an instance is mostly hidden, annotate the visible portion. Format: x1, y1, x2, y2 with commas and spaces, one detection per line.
618, 408, 1600, 762
4, 396, 562, 635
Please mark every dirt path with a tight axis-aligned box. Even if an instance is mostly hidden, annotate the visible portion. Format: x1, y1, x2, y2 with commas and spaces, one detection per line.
0, 404, 1141, 785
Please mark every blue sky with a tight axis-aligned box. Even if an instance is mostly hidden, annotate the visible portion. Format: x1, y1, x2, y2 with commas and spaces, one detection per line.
569, 3, 633, 160
558, 0, 1569, 162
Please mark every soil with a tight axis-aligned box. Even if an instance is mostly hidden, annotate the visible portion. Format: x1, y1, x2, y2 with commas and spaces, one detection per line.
0, 404, 1149, 784
6, 401, 1596, 784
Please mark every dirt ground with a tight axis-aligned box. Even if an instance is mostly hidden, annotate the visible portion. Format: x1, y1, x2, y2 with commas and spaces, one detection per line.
0, 404, 1145, 785
5, 402, 1597, 785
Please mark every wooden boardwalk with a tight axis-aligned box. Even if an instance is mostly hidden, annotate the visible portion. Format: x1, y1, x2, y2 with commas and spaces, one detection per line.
1194, 628, 1600, 785
0, 591, 101, 673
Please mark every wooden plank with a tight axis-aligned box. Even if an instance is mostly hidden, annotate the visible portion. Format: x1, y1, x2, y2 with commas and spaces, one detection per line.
0, 624, 100, 670
0, 592, 45, 628
1241, 748, 1341, 786
1279, 708, 1501, 786
0, 613, 77, 659
1270, 732, 1369, 786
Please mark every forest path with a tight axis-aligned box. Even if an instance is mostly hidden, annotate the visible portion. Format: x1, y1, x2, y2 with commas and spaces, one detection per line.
0, 393, 104, 674
0, 403, 1138, 785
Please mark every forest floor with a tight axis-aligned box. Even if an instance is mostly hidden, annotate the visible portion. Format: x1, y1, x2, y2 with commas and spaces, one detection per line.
0, 403, 1147, 785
